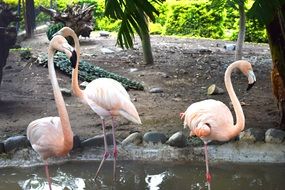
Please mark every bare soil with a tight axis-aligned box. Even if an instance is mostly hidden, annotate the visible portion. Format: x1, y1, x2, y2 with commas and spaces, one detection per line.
0, 32, 279, 142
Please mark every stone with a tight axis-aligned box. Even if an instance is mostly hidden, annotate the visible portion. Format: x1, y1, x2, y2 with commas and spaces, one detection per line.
149, 87, 163, 93
121, 132, 143, 146
207, 84, 225, 95
4, 136, 30, 153
224, 44, 236, 51
60, 88, 72, 97
166, 131, 187, 148
99, 31, 110, 37
143, 132, 167, 144
101, 47, 114, 54
239, 128, 265, 143
80, 81, 89, 88
265, 128, 285, 144
0, 142, 4, 154
72, 135, 81, 150
81, 133, 113, 147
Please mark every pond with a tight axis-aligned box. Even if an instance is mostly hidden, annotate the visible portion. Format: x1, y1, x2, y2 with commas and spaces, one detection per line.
0, 160, 284, 190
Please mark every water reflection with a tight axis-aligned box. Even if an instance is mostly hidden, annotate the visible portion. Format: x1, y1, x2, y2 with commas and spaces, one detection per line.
18, 170, 86, 190
0, 161, 284, 190
145, 171, 168, 190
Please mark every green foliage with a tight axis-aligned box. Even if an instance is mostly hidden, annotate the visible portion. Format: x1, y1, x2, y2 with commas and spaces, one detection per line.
163, 0, 225, 39
46, 22, 65, 40
37, 52, 144, 90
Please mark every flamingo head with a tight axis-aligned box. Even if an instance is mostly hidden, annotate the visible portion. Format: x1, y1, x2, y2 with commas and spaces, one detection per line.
237, 60, 256, 91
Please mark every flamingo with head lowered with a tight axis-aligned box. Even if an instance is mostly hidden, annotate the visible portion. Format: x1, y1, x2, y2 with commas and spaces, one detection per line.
26, 35, 76, 190
55, 27, 141, 180
181, 60, 256, 190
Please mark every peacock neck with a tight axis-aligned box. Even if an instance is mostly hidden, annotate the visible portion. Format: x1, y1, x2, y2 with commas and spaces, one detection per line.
224, 61, 245, 138
48, 48, 73, 150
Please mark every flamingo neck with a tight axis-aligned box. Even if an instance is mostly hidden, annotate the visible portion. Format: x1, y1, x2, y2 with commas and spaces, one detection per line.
224, 61, 245, 138
48, 48, 73, 150
69, 32, 84, 100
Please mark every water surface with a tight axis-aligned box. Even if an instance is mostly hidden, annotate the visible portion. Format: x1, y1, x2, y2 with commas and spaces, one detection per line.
0, 161, 284, 190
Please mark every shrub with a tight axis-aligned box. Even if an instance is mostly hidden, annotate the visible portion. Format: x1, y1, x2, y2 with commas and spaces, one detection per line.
163, 0, 225, 39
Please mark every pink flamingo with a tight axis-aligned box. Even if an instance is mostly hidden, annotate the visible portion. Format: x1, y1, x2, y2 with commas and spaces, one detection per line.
181, 60, 256, 189
27, 35, 76, 190
55, 27, 141, 179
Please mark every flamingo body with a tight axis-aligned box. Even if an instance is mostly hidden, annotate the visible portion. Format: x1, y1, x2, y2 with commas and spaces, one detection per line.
84, 78, 141, 124
183, 99, 234, 142
27, 117, 72, 160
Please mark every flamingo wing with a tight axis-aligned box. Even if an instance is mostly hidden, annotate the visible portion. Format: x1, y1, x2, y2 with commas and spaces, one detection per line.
183, 99, 233, 142
84, 78, 141, 124
27, 117, 65, 159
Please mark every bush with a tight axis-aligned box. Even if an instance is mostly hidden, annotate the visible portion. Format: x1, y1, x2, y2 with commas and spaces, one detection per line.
162, 0, 225, 39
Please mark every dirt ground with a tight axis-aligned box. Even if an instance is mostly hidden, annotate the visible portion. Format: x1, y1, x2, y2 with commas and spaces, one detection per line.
0, 31, 280, 142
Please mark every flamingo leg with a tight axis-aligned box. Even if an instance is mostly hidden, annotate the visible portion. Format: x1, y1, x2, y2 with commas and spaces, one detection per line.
204, 142, 211, 190
111, 117, 118, 181
44, 161, 52, 190
95, 119, 110, 179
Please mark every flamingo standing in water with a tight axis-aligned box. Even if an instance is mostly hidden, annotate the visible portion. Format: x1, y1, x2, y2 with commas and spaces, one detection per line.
181, 60, 256, 190
27, 35, 76, 190
55, 27, 141, 179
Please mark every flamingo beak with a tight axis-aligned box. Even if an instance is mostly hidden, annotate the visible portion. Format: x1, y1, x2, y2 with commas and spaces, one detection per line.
247, 70, 256, 91
70, 50, 77, 69
247, 81, 255, 91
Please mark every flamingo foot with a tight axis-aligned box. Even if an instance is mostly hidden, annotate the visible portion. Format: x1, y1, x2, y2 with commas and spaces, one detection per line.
95, 151, 110, 179
206, 172, 212, 183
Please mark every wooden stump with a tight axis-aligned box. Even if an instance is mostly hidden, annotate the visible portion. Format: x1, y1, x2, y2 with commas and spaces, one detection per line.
207, 84, 225, 95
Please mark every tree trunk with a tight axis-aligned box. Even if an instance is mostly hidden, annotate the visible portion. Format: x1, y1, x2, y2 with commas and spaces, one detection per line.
24, 0, 35, 38
235, 0, 246, 61
139, 18, 154, 65
266, 5, 285, 130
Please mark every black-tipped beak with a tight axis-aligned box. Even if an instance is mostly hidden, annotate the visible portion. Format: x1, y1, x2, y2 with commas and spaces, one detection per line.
247, 81, 255, 91
70, 50, 77, 69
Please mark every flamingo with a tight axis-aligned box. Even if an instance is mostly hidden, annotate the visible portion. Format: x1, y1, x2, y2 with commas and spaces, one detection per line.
55, 27, 141, 179
181, 60, 256, 190
26, 35, 76, 190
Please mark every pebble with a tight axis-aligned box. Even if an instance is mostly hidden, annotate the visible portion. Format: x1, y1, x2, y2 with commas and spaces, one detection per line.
143, 132, 167, 144
81, 133, 113, 147
121, 132, 142, 146
166, 131, 187, 148
265, 128, 285, 144
239, 128, 265, 143
4, 136, 30, 153
149, 87, 163, 93
73, 135, 81, 150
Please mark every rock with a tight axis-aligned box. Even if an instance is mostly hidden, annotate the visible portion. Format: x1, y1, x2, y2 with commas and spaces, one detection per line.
166, 131, 187, 148
121, 132, 143, 146
4, 136, 30, 153
130, 68, 138, 72
80, 81, 89, 88
265, 128, 285, 144
60, 88, 72, 97
143, 132, 167, 144
207, 84, 225, 95
72, 135, 81, 149
0, 142, 4, 154
224, 44, 236, 51
99, 31, 110, 37
239, 128, 265, 143
81, 133, 113, 147
149, 87, 163, 93
101, 47, 114, 54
